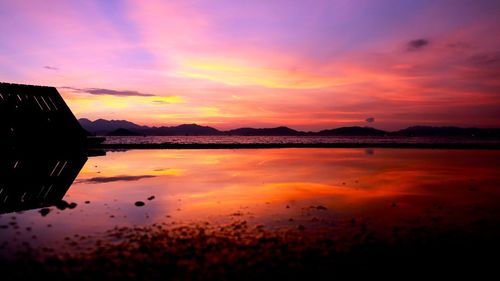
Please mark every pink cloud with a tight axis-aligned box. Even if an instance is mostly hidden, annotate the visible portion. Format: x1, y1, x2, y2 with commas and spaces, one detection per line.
1, 0, 500, 130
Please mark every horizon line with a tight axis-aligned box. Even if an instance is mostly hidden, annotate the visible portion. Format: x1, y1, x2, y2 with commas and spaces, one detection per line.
79, 118, 500, 133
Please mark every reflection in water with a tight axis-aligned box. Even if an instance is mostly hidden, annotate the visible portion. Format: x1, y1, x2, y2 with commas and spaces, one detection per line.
0, 155, 87, 214
0, 149, 500, 262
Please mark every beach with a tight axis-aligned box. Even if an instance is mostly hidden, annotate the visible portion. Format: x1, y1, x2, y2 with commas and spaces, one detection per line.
2, 148, 500, 279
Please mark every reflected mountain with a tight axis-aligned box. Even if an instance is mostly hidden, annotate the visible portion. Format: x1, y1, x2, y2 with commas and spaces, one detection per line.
0, 155, 87, 214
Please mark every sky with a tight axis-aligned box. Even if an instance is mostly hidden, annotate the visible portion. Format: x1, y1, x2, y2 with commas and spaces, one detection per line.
1, 0, 499, 130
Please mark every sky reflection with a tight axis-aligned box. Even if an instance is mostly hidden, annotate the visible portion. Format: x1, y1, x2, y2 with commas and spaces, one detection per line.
1, 148, 500, 255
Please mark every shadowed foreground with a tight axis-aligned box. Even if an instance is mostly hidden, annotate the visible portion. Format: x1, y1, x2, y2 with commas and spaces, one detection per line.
2, 218, 500, 280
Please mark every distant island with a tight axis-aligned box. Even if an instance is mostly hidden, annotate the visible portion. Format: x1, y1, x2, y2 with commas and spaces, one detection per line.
79, 118, 500, 137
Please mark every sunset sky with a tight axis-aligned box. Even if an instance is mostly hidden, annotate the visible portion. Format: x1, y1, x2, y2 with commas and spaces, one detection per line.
1, 0, 499, 130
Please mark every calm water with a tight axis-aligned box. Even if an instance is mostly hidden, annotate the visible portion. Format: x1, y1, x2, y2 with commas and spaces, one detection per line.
104, 135, 500, 145
1, 148, 500, 258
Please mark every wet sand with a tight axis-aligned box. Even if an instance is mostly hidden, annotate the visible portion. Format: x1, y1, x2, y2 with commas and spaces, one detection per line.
2, 217, 500, 280
1, 148, 500, 279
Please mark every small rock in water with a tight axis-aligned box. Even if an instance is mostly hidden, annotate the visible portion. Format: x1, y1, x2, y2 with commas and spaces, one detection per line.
316, 205, 328, 210
84, 201, 90, 204
147, 196, 155, 201
135, 201, 145, 207
39, 208, 51, 217
297, 225, 306, 230
56, 200, 70, 210
391, 203, 397, 208
68, 202, 77, 209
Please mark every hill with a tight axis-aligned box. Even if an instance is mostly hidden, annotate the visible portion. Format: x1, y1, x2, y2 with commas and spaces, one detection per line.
79, 119, 500, 137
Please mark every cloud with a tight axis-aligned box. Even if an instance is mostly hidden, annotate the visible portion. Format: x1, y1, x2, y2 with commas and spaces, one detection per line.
78, 175, 156, 184
467, 52, 500, 67
84, 88, 155, 97
44, 65, 59, 70
459, 52, 500, 81
366, 117, 375, 123
407, 39, 429, 51
62, 87, 155, 97
447, 42, 471, 50
152, 100, 171, 104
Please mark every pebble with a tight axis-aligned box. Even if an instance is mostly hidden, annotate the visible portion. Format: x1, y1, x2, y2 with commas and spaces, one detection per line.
40, 208, 51, 216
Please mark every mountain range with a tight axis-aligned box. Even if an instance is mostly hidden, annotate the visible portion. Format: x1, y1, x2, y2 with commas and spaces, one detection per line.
79, 118, 500, 137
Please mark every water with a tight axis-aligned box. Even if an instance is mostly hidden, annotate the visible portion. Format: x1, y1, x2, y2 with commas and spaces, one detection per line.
1, 148, 500, 259
104, 135, 500, 145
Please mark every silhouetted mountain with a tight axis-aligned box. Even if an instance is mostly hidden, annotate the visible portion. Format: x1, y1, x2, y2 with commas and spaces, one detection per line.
107, 128, 143, 136
80, 119, 221, 136
142, 124, 221, 136
79, 119, 500, 137
80, 118, 143, 135
225, 126, 302, 136
395, 126, 500, 137
318, 126, 388, 136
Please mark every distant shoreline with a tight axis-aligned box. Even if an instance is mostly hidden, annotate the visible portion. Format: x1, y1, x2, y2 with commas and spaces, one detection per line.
80, 118, 500, 138
98, 142, 500, 150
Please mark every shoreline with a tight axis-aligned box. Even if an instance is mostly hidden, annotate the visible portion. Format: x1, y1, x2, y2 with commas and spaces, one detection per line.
97, 142, 500, 150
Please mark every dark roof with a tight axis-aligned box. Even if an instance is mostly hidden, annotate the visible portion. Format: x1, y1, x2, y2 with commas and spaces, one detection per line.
0, 82, 87, 153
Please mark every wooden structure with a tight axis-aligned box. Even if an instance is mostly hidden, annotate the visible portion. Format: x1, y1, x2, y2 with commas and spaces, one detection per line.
0, 82, 90, 153
0, 82, 104, 213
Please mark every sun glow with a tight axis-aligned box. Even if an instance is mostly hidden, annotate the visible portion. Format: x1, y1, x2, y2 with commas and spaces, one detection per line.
177, 58, 346, 89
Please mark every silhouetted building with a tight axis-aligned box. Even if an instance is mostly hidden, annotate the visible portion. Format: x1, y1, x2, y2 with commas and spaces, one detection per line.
0, 82, 105, 213
0, 82, 101, 153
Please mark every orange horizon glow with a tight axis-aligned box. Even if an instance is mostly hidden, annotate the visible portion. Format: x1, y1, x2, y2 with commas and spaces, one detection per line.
60, 148, 500, 231
1, 1, 500, 130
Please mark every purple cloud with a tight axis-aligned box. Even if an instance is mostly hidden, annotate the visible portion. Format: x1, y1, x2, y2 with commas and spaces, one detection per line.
44, 65, 59, 70
407, 39, 429, 51
62, 87, 154, 97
